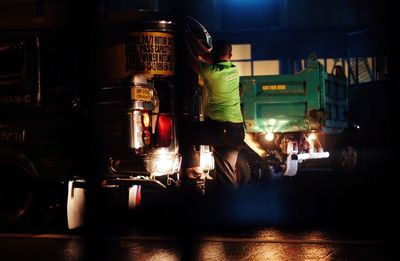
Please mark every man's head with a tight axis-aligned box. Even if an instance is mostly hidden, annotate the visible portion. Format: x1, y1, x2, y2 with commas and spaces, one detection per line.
211, 39, 232, 62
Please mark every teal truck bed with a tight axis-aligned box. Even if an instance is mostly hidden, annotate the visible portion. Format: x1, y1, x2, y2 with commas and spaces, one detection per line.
240, 56, 348, 135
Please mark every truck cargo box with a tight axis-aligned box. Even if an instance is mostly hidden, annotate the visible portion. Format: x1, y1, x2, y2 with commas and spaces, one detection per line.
240, 55, 348, 134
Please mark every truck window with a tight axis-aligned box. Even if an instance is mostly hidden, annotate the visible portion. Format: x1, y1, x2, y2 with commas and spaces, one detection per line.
0, 41, 24, 85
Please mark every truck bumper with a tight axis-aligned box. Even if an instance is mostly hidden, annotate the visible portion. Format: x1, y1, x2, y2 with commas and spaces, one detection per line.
297, 151, 330, 161
66, 175, 178, 230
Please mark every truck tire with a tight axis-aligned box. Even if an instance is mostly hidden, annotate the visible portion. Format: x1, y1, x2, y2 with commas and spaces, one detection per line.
333, 138, 364, 174
237, 146, 269, 184
0, 163, 42, 228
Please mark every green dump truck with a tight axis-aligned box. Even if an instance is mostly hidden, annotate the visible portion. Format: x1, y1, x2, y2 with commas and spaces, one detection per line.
240, 55, 363, 179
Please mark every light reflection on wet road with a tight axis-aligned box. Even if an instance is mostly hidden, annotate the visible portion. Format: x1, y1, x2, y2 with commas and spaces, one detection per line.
0, 169, 396, 260
0, 229, 391, 261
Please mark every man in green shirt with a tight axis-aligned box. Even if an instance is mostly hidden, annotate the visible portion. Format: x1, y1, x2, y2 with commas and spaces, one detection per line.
182, 36, 245, 190
198, 53, 243, 124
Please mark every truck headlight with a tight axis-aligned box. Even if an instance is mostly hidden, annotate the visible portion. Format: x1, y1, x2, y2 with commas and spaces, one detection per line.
144, 148, 181, 177
265, 131, 274, 141
307, 133, 317, 141
200, 145, 215, 172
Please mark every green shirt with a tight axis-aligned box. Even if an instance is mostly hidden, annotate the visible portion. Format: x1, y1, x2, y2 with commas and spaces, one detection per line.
199, 61, 243, 123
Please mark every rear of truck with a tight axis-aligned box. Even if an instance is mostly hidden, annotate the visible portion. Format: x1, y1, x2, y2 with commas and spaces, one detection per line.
66, 13, 184, 229
67, 13, 217, 229
240, 55, 350, 178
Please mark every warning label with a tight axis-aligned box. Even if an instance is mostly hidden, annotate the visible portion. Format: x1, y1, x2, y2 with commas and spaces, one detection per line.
125, 32, 175, 76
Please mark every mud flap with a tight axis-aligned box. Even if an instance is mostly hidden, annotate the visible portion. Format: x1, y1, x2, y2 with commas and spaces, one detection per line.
283, 154, 298, 176
67, 180, 86, 229
128, 185, 142, 209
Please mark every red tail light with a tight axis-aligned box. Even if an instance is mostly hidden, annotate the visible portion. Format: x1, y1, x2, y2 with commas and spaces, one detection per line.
156, 115, 172, 147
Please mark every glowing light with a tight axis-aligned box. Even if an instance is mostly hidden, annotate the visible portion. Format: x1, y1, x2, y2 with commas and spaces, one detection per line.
307, 133, 317, 141
265, 132, 274, 141
142, 112, 150, 127
155, 156, 173, 173
199, 145, 214, 172
145, 148, 182, 176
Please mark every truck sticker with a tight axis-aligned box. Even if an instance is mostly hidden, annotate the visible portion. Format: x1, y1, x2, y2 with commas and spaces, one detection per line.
125, 32, 175, 76
0, 94, 32, 105
262, 84, 286, 91
131, 87, 151, 102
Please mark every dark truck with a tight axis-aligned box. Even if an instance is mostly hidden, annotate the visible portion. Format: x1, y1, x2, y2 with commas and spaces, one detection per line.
239, 55, 363, 180
66, 12, 184, 229
0, 30, 81, 226
0, 11, 217, 229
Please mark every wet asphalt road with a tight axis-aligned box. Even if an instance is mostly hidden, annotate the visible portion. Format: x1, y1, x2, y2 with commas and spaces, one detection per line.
0, 228, 393, 261
0, 168, 397, 260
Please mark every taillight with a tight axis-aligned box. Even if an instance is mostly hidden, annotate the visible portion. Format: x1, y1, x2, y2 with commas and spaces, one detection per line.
142, 129, 151, 145
142, 113, 151, 146
130, 111, 152, 150
156, 115, 172, 147
142, 112, 150, 128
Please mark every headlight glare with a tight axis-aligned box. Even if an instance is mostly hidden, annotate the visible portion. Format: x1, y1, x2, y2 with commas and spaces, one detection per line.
145, 148, 181, 176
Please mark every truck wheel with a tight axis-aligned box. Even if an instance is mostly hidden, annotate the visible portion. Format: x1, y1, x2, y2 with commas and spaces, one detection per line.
334, 142, 363, 173
236, 153, 251, 185
0, 163, 42, 228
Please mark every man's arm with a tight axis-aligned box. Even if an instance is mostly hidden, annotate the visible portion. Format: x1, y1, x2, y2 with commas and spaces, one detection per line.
189, 35, 213, 64
184, 33, 213, 73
